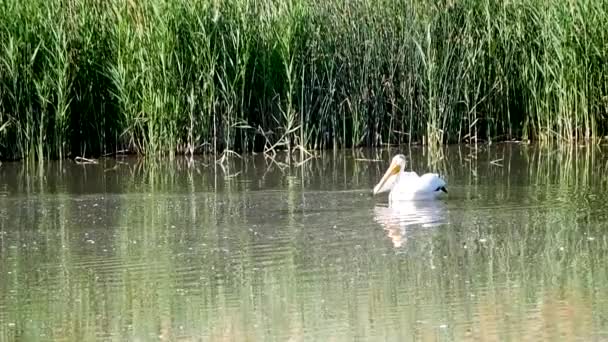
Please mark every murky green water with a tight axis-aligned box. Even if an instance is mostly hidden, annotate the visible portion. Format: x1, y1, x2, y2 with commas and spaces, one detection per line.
1, 144, 608, 341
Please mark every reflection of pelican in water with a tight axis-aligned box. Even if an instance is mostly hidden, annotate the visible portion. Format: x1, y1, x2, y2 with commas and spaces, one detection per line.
373, 154, 447, 202
373, 201, 447, 248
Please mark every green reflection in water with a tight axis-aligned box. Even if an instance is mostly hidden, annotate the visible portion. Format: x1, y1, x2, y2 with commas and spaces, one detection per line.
1, 144, 608, 341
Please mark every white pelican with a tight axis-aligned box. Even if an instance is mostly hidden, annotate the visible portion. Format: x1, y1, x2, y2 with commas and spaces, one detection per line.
372, 154, 447, 202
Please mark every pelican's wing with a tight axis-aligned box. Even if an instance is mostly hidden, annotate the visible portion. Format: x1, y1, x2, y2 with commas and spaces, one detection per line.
417, 173, 446, 192
395, 173, 445, 193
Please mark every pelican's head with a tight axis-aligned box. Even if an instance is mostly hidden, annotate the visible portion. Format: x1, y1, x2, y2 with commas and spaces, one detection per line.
373, 154, 406, 195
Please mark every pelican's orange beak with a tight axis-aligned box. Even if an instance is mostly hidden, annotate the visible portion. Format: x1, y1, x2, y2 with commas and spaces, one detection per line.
373, 162, 401, 195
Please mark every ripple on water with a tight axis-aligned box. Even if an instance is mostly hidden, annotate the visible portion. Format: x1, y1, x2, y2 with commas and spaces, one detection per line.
2, 146, 608, 341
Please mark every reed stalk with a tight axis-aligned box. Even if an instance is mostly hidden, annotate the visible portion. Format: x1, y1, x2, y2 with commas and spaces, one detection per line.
0, 0, 606, 160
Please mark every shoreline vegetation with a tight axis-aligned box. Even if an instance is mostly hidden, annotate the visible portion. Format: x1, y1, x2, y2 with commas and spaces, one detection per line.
0, 0, 607, 161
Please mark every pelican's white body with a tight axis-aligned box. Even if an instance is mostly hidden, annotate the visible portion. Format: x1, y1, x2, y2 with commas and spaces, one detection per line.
373, 155, 447, 203
388, 172, 447, 202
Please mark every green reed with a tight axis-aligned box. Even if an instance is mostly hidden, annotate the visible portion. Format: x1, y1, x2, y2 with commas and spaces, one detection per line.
0, 0, 606, 160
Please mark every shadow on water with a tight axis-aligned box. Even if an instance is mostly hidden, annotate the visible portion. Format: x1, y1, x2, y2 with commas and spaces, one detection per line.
1, 144, 608, 341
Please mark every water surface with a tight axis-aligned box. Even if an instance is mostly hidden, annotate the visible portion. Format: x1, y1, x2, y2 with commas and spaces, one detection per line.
1, 144, 608, 341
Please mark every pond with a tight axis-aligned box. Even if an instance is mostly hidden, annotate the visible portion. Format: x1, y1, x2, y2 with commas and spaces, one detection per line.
1, 144, 607, 341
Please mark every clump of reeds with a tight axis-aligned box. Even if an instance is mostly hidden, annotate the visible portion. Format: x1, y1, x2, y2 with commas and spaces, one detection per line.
0, 0, 606, 160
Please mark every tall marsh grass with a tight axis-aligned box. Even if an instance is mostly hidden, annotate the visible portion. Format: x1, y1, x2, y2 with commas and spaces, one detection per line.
0, 0, 607, 160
